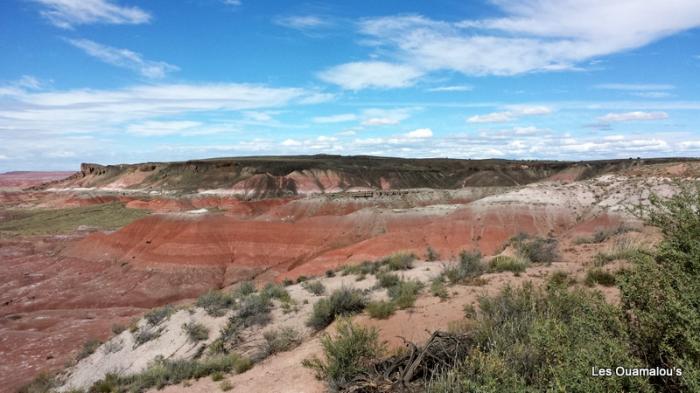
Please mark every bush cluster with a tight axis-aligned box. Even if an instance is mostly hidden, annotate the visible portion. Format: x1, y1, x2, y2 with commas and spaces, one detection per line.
443, 251, 485, 284
307, 287, 367, 330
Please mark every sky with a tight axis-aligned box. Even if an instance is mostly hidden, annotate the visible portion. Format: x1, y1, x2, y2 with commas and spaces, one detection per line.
1, 0, 700, 171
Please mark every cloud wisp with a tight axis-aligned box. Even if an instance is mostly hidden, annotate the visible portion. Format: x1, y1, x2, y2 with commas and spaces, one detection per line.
33, 0, 151, 29
597, 111, 669, 123
468, 105, 552, 123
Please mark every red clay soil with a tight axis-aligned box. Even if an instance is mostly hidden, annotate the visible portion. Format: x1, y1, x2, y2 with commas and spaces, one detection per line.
0, 172, 74, 189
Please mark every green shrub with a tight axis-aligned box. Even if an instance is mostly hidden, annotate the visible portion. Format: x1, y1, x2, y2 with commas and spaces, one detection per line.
302, 318, 385, 391
513, 236, 559, 263
430, 278, 449, 300
263, 326, 302, 355
387, 279, 423, 309
366, 301, 396, 319
196, 291, 234, 317
260, 283, 291, 302
219, 380, 233, 391
489, 255, 528, 274
145, 305, 175, 326
88, 353, 252, 392
296, 275, 308, 284
238, 294, 272, 326
383, 252, 416, 270
234, 281, 256, 298
342, 260, 381, 276
211, 371, 224, 381
77, 339, 102, 360
302, 280, 326, 296
593, 237, 645, 266
18, 373, 58, 393
585, 269, 617, 287
307, 287, 367, 330
282, 278, 294, 286
426, 246, 440, 261
133, 327, 161, 347
111, 324, 126, 335
443, 251, 485, 284
325, 269, 336, 277
182, 321, 209, 343
375, 272, 400, 288
575, 225, 633, 244
547, 271, 575, 289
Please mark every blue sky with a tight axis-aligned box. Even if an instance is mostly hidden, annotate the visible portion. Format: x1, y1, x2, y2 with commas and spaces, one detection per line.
1, 0, 700, 171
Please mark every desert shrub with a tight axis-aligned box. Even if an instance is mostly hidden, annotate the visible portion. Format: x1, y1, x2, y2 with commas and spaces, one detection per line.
219, 380, 233, 391
387, 279, 423, 309
233, 281, 256, 298
593, 237, 646, 266
513, 236, 559, 263
585, 269, 617, 287
375, 272, 400, 288
145, 305, 175, 326
77, 338, 102, 360
196, 290, 234, 317
430, 278, 449, 300
325, 269, 336, 277
182, 321, 209, 343
260, 282, 291, 302
133, 327, 161, 347
463, 304, 476, 319
426, 246, 440, 261
618, 185, 700, 392
296, 275, 308, 284
88, 353, 252, 393
383, 252, 416, 270
428, 283, 652, 393
302, 318, 385, 391
302, 280, 326, 296
575, 225, 633, 244
18, 373, 58, 393
342, 260, 381, 276
111, 324, 126, 335
443, 251, 485, 284
282, 278, 294, 286
547, 271, 575, 289
238, 294, 272, 327
307, 287, 367, 330
489, 255, 528, 274
211, 371, 224, 381
209, 316, 242, 355
263, 326, 302, 355
366, 300, 396, 319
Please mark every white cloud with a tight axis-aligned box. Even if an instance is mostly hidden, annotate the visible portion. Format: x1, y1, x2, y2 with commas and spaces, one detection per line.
318, 61, 423, 90
127, 121, 202, 136
427, 85, 473, 92
33, 0, 150, 29
362, 118, 400, 126
335, 2, 700, 82
595, 83, 675, 91
281, 139, 302, 146
468, 105, 552, 123
631, 92, 673, 99
274, 15, 331, 30
222, 0, 241, 6
66, 38, 179, 79
312, 113, 358, 123
597, 111, 668, 122
0, 83, 319, 137
406, 128, 433, 138
17, 75, 43, 90
360, 107, 413, 126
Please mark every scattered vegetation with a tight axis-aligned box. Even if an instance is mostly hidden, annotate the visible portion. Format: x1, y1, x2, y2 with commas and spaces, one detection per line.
238, 293, 272, 327
18, 373, 58, 393
233, 281, 256, 298
144, 305, 175, 326
426, 246, 440, 262
302, 318, 385, 391
488, 255, 529, 274
547, 271, 576, 288
263, 326, 302, 355
366, 300, 396, 319
430, 277, 449, 300
0, 202, 149, 235
510, 233, 559, 263
88, 353, 252, 393
325, 269, 336, 278
195, 290, 234, 317
307, 287, 367, 330
302, 280, 326, 296
443, 251, 485, 284
593, 237, 646, 266
77, 339, 102, 361
111, 324, 126, 335
574, 225, 634, 244
341, 260, 381, 276
182, 321, 210, 343
585, 268, 617, 287
387, 279, 423, 309
375, 272, 400, 289
219, 380, 233, 391
260, 282, 291, 303
383, 252, 416, 271
133, 327, 161, 347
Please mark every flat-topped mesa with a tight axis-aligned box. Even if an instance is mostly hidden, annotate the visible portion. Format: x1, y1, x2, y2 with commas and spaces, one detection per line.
39, 155, 698, 198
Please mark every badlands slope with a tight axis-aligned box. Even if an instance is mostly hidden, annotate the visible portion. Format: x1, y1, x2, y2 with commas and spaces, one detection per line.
0, 158, 698, 392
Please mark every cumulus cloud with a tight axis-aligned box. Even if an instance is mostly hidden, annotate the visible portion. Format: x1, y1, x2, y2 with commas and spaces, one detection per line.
33, 0, 150, 29
406, 128, 433, 138
597, 111, 668, 122
468, 105, 552, 123
319, 1, 700, 88
66, 38, 179, 79
318, 61, 423, 90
